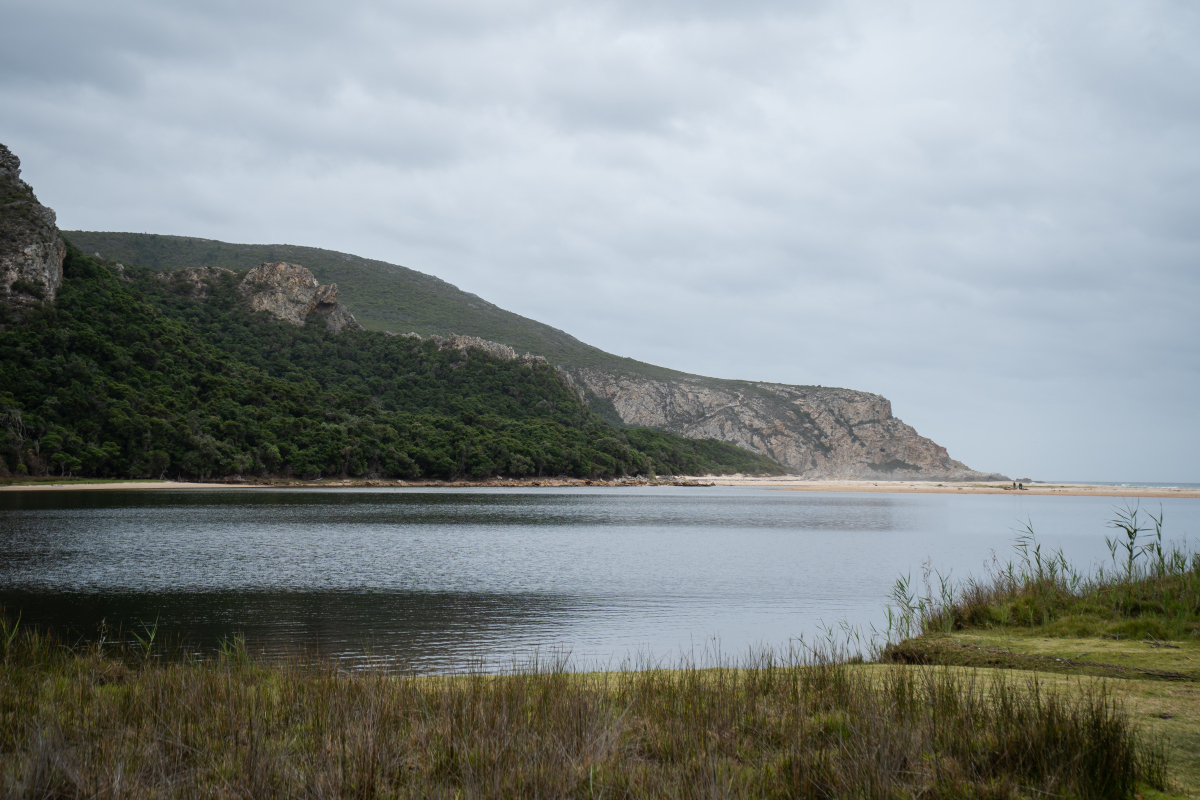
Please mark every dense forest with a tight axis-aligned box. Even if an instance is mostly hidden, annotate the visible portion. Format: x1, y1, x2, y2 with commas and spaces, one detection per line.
0, 242, 786, 481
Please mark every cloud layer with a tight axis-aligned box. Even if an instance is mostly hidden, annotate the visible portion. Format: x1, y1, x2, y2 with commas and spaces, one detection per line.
4, 0, 1199, 480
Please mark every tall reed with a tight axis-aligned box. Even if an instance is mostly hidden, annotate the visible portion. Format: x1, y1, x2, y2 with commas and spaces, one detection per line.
887, 503, 1200, 641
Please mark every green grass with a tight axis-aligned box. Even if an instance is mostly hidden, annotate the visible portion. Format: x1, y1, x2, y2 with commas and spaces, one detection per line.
0, 620, 1167, 799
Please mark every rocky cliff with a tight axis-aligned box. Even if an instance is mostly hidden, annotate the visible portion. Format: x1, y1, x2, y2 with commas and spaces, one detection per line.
563, 369, 1002, 480
0, 144, 64, 308
237, 262, 363, 333
385, 329, 1001, 480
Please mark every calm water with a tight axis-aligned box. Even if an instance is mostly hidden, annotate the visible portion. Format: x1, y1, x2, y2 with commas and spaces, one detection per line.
2, 487, 1197, 671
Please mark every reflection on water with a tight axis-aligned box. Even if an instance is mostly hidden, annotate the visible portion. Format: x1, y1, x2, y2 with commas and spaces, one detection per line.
2, 487, 1197, 671
0, 589, 582, 670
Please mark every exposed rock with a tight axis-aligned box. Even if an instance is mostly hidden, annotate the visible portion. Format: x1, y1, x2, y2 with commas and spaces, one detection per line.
390, 326, 1000, 480
0, 143, 64, 307
155, 266, 236, 298
237, 262, 363, 333
403, 331, 548, 367
567, 369, 1006, 480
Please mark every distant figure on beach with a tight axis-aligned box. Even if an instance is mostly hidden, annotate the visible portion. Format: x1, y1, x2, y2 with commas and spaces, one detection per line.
1012, 482, 1017, 490
1018, 483, 1026, 490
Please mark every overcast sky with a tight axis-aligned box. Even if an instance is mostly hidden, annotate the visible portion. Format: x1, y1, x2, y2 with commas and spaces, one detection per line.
3, 0, 1198, 483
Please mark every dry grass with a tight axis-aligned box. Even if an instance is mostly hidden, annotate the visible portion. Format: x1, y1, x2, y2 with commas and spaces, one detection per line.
0, 626, 1168, 799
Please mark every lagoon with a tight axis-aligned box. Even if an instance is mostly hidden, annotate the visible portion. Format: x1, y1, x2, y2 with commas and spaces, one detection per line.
2, 486, 1197, 671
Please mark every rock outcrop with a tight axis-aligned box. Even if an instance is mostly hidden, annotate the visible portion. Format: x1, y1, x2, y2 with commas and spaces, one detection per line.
0, 144, 64, 307
155, 266, 235, 298
566, 369, 1005, 480
396, 331, 549, 367
237, 262, 363, 333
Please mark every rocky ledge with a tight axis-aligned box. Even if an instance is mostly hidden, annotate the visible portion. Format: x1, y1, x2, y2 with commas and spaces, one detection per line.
0, 144, 64, 308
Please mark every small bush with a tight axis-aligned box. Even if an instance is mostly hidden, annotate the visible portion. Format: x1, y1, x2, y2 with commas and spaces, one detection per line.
7, 278, 43, 299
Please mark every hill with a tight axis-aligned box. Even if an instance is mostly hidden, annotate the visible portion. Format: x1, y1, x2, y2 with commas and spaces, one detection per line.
64, 231, 668, 378
68, 230, 1005, 481
0, 143, 787, 481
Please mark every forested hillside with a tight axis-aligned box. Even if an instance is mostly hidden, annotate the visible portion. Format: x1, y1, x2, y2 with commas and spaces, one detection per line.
66, 230, 680, 378
64, 230, 993, 481
0, 242, 786, 481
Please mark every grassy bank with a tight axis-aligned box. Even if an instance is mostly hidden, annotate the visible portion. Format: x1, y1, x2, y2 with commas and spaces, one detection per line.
0, 623, 1167, 799
881, 504, 1200, 796
887, 505, 1200, 643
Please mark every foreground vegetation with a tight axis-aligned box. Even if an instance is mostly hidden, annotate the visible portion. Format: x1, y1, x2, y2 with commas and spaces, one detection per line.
881, 505, 1200, 796
885, 504, 1200, 645
0, 243, 785, 482
2, 505, 1192, 796
0, 622, 1167, 800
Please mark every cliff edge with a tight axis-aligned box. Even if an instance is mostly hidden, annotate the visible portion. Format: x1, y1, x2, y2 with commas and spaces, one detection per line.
0, 144, 64, 308
565, 369, 1001, 480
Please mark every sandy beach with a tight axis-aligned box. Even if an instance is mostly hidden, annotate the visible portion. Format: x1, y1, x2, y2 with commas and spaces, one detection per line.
2, 476, 1197, 498
705, 476, 1200, 499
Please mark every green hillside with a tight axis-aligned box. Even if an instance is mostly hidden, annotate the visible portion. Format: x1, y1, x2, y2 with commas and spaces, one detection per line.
65, 231, 691, 382
0, 243, 786, 481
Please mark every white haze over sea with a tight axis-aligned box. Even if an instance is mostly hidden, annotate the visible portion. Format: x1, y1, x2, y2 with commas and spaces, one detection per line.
2, 0, 1198, 483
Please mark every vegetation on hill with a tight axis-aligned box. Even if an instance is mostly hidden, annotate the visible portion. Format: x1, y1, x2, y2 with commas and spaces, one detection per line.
0, 242, 786, 481
65, 230, 693, 380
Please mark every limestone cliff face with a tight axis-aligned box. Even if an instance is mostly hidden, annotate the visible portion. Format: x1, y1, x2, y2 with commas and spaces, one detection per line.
237, 262, 363, 333
0, 144, 64, 307
564, 369, 1004, 480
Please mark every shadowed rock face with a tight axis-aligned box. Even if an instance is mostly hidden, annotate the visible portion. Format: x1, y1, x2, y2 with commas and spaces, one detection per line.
564, 369, 1005, 480
0, 144, 64, 307
237, 262, 363, 333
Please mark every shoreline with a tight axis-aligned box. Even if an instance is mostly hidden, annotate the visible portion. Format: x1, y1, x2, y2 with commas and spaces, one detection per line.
709, 476, 1200, 499
2, 476, 1198, 498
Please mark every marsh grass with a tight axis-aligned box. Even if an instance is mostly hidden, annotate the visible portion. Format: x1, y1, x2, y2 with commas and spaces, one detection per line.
0, 619, 1167, 799
885, 504, 1200, 643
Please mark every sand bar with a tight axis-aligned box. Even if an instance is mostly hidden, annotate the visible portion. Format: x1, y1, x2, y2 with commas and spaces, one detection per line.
707, 476, 1200, 499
